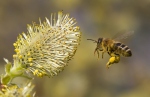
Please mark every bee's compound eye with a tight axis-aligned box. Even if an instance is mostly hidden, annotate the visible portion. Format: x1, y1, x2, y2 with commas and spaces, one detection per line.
98, 38, 102, 44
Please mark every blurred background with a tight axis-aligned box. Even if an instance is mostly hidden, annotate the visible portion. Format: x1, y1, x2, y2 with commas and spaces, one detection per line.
0, 0, 150, 97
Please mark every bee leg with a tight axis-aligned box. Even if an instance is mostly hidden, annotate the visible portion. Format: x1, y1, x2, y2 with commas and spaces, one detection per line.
94, 48, 99, 58
107, 47, 112, 57
106, 56, 120, 69
114, 56, 120, 63
107, 52, 111, 56
97, 51, 100, 58
106, 57, 115, 69
102, 52, 104, 59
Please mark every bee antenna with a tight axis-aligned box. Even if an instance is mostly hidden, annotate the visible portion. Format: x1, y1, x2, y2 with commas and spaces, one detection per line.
87, 39, 97, 43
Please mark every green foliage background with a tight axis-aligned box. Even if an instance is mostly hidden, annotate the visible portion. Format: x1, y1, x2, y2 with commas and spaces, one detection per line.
0, 0, 150, 97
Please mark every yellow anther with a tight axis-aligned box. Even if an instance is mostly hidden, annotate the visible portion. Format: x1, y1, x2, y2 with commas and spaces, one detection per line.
33, 72, 36, 75
19, 55, 22, 59
35, 69, 38, 73
76, 26, 80, 30
2, 89, 6, 92
28, 58, 33, 62
3, 85, 7, 88
27, 52, 31, 56
33, 69, 38, 75
38, 73, 43, 77
74, 26, 80, 31
30, 63, 33, 66
19, 34, 22, 38
15, 49, 20, 53
13, 43, 17, 47
34, 69, 38, 74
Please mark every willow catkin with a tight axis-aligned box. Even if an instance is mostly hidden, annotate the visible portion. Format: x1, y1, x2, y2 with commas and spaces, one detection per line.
13, 11, 81, 77
1, 11, 81, 85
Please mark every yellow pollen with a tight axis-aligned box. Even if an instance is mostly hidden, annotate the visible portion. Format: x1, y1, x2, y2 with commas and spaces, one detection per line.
13, 43, 17, 47
2, 89, 6, 92
27, 52, 31, 56
15, 49, 20, 53
28, 58, 33, 62
33, 72, 36, 75
30, 63, 33, 66
33, 69, 38, 75
34, 70, 38, 74
109, 57, 116, 63
74, 26, 79, 31
19, 55, 22, 59
35, 69, 38, 73
3, 85, 7, 88
38, 73, 43, 77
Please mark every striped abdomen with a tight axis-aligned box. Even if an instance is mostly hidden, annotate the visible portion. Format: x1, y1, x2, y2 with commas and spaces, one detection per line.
113, 42, 132, 57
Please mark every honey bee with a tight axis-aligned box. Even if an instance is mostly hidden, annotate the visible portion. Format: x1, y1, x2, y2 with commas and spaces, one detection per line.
87, 31, 134, 69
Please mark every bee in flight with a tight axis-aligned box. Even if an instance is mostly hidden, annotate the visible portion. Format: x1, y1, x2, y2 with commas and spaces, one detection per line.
87, 31, 134, 69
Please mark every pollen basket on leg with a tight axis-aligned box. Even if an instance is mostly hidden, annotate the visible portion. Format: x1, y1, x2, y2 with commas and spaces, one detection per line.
13, 11, 81, 77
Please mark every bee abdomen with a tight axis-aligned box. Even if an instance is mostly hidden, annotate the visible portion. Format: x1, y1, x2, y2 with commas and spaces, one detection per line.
123, 47, 132, 57
114, 42, 132, 57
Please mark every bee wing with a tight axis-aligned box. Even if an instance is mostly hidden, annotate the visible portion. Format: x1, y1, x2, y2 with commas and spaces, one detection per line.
112, 30, 134, 41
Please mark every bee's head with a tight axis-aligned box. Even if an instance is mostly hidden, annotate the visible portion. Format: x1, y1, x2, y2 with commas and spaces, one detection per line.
87, 38, 103, 52
87, 38, 103, 45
